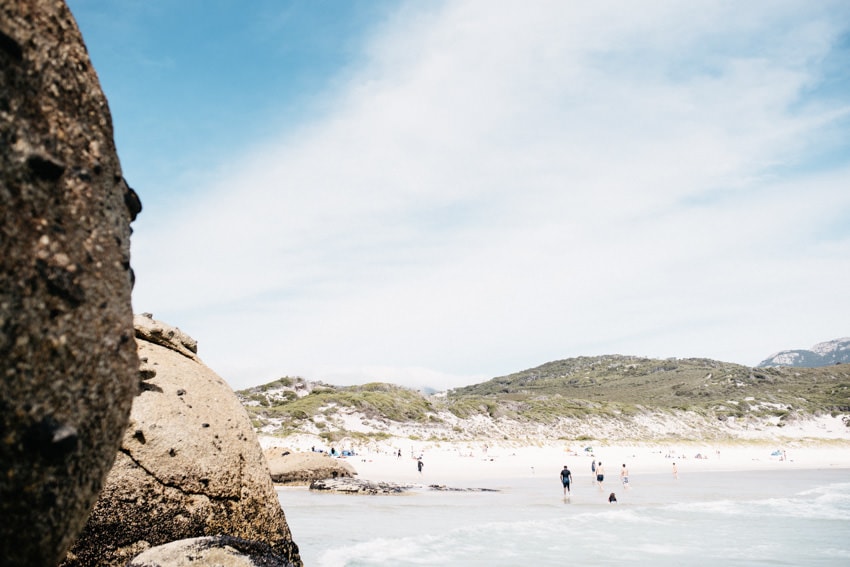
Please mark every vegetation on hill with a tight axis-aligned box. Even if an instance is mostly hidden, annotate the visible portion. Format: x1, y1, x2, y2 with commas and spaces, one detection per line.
237, 356, 850, 442
238, 379, 440, 440
449, 355, 850, 422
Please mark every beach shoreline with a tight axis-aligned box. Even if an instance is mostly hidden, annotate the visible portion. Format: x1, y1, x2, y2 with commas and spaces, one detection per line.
260, 413, 850, 485
277, 461, 850, 566
350, 441, 850, 485
261, 435, 850, 486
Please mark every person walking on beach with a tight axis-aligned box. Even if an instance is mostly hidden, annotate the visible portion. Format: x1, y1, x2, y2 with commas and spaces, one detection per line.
621, 464, 630, 489
672, 462, 678, 479
417, 458, 424, 474
591, 459, 597, 484
560, 465, 573, 496
596, 462, 605, 489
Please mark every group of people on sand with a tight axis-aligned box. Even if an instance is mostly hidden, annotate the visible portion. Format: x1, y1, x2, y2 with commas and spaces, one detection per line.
559, 460, 631, 502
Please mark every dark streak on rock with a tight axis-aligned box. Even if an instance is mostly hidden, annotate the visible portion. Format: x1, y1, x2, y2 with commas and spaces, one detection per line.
36, 259, 85, 307
117, 448, 241, 501
26, 153, 66, 181
123, 179, 142, 221
139, 368, 157, 381
139, 381, 162, 394
0, 28, 23, 62
24, 417, 79, 463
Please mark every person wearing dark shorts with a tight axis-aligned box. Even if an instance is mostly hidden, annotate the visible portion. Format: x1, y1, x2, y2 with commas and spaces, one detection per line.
560, 465, 572, 496
596, 462, 605, 489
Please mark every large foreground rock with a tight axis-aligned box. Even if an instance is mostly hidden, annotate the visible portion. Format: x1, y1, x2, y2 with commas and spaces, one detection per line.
62, 317, 302, 567
1, 2, 139, 565
264, 448, 356, 484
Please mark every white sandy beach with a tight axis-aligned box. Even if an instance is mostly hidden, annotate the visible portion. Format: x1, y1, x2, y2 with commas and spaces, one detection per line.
333, 441, 850, 485
260, 414, 850, 486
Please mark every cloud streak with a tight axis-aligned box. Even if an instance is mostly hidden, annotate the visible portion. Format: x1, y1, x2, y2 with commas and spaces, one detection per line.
130, 0, 850, 390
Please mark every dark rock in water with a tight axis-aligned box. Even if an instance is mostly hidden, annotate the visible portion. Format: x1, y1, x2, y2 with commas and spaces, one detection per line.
428, 484, 500, 492
127, 535, 298, 567
0, 1, 139, 565
62, 318, 302, 567
309, 477, 411, 494
309, 478, 501, 495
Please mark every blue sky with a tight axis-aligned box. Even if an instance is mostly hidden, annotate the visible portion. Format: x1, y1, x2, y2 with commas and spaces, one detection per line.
68, 1, 850, 390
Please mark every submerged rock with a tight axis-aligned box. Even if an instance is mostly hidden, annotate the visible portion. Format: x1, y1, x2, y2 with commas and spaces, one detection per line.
1, 1, 139, 565
308, 477, 502, 495
309, 477, 411, 494
428, 484, 500, 492
62, 317, 302, 567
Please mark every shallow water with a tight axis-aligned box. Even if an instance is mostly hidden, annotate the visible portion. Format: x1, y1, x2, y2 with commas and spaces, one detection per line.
278, 469, 850, 566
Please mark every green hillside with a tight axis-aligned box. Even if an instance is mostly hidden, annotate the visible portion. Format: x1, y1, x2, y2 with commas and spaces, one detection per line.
237, 356, 850, 439
238, 379, 440, 439
448, 355, 850, 422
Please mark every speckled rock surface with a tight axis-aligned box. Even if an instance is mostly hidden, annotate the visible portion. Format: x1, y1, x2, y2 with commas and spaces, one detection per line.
0, 1, 139, 565
62, 319, 302, 567
127, 536, 298, 567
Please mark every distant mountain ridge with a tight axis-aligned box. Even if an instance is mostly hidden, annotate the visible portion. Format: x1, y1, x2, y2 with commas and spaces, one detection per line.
758, 337, 850, 368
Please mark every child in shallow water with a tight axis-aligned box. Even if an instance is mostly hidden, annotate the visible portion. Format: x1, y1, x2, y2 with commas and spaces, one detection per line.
608, 492, 617, 503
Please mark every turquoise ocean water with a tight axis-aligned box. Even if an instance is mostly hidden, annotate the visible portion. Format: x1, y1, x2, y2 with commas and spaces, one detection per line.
278, 468, 850, 566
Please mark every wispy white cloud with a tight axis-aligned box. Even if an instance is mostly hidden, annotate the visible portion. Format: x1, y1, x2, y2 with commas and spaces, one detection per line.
131, 0, 850, 389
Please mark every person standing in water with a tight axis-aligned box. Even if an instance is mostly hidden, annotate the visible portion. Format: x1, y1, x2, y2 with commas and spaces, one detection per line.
672, 462, 678, 479
560, 465, 573, 496
620, 463, 630, 489
596, 462, 605, 489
